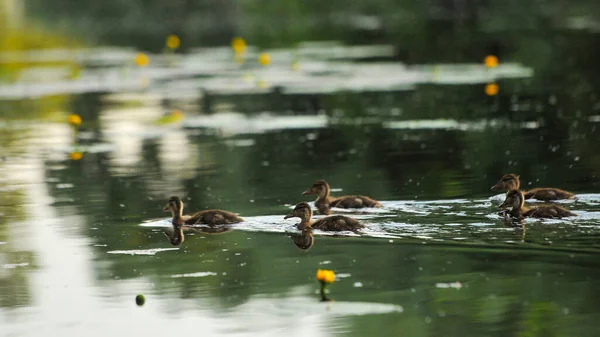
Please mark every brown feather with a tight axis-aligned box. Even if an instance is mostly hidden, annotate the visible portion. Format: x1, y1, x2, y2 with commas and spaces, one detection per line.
522, 205, 576, 218
330, 196, 382, 209
312, 215, 365, 231
185, 210, 244, 225
523, 188, 575, 201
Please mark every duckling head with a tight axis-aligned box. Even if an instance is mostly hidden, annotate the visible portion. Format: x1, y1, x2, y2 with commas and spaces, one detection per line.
302, 179, 330, 198
499, 189, 524, 210
284, 202, 313, 229
164, 196, 184, 218
491, 174, 520, 191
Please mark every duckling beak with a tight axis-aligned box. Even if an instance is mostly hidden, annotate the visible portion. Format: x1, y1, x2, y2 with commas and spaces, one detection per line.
284, 213, 295, 219
302, 189, 314, 195
491, 184, 500, 191
163, 204, 170, 211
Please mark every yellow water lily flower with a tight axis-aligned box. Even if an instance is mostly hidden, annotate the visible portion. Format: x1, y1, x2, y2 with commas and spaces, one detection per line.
166, 35, 180, 50
135, 53, 150, 67
316, 269, 335, 284
68, 114, 82, 126
258, 52, 271, 66
485, 83, 499, 96
232, 37, 247, 55
484, 55, 499, 68
69, 151, 83, 161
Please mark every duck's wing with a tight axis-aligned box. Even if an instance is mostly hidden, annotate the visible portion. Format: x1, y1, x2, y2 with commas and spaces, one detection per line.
554, 205, 577, 217
523, 207, 546, 218
330, 196, 381, 208
525, 188, 575, 201
187, 210, 243, 225
312, 215, 364, 231
525, 205, 575, 218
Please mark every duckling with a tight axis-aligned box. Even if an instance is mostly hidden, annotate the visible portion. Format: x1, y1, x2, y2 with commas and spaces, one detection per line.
491, 174, 574, 200
499, 189, 576, 219
284, 202, 365, 232
302, 179, 381, 215
164, 196, 243, 226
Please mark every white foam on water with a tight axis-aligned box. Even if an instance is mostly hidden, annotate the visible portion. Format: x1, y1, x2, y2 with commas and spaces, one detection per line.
171, 272, 217, 278
139, 219, 172, 227
107, 248, 179, 255
435, 282, 463, 289
184, 112, 328, 136
3, 263, 29, 268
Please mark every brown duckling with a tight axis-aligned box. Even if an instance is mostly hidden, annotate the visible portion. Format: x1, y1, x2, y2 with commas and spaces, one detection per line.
302, 179, 381, 215
499, 189, 577, 219
284, 202, 365, 232
164, 196, 243, 226
491, 174, 574, 200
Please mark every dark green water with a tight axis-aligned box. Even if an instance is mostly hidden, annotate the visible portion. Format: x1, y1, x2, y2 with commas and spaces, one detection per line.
2, 1, 600, 336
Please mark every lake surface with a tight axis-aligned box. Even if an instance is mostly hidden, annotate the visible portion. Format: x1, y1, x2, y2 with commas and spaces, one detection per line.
2, 2, 600, 336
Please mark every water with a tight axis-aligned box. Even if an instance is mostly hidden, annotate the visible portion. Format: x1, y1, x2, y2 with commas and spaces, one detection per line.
2, 2, 600, 336
2, 93, 600, 336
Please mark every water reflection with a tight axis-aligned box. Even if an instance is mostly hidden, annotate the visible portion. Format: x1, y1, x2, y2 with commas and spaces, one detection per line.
163, 224, 184, 246
289, 229, 315, 251
163, 223, 233, 246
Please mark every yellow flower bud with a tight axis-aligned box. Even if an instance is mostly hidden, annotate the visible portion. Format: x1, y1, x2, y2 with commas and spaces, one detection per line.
135, 53, 150, 67
166, 35, 180, 50
258, 52, 271, 66
316, 269, 335, 284
485, 83, 499, 96
484, 55, 499, 68
68, 114, 82, 126
232, 37, 247, 55
69, 151, 83, 161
